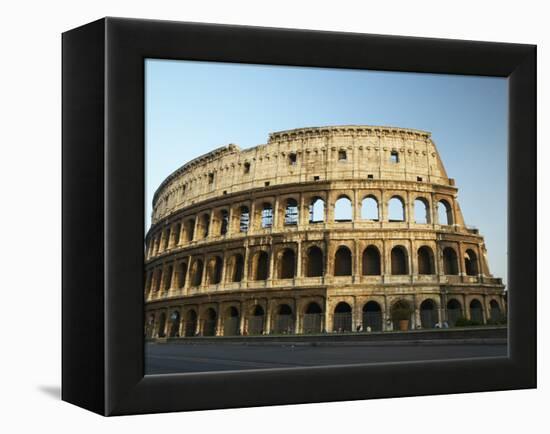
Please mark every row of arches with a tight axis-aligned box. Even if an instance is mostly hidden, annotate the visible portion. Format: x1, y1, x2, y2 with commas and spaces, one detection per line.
146, 195, 456, 259
146, 244, 480, 293
146, 297, 504, 338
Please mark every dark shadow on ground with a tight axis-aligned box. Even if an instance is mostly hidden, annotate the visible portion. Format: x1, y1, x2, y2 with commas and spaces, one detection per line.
38, 385, 61, 400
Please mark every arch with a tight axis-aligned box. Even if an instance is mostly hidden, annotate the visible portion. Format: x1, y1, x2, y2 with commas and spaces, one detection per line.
469, 299, 484, 324
224, 306, 240, 336
230, 253, 244, 282
261, 203, 273, 228
207, 256, 222, 285
162, 228, 170, 250
306, 246, 324, 277
391, 246, 408, 275
303, 302, 323, 334
254, 251, 269, 280
199, 213, 210, 239
362, 245, 381, 276
446, 299, 462, 327
309, 197, 325, 223
388, 196, 405, 222
177, 262, 188, 288
284, 198, 299, 225
414, 198, 430, 224
334, 195, 352, 222
190, 258, 204, 287
390, 299, 412, 330
464, 249, 479, 276
273, 304, 294, 334
153, 269, 162, 292
184, 218, 195, 242
173, 223, 181, 245
333, 302, 352, 332
163, 265, 173, 291
334, 246, 352, 276
219, 209, 229, 235
169, 310, 181, 337
361, 196, 379, 220
202, 308, 217, 336
157, 312, 167, 338
184, 309, 197, 336
362, 301, 382, 331
239, 206, 250, 232
278, 248, 296, 279
248, 305, 265, 335
417, 246, 435, 275
438, 200, 453, 225
490, 300, 502, 322
145, 313, 155, 338
443, 247, 459, 275
420, 299, 437, 328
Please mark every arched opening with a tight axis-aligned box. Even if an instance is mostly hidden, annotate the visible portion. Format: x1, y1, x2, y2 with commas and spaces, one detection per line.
446, 299, 462, 327
414, 198, 430, 224
362, 246, 381, 275
239, 206, 250, 232
248, 305, 265, 335
417, 246, 435, 275
388, 196, 405, 222
231, 254, 244, 282
420, 299, 437, 329
261, 203, 273, 228
169, 310, 181, 337
362, 301, 382, 331
202, 308, 217, 336
273, 304, 294, 334
184, 310, 197, 337
219, 209, 229, 235
469, 299, 484, 324
443, 247, 459, 275
309, 197, 325, 223
199, 213, 210, 239
185, 218, 195, 242
438, 200, 453, 225
177, 262, 188, 288
284, 198, 299, 225
224, 306, 240, 336
162, 228, 170, 251
334, 195, 352, 222
333, 302, 352, 332
306, 246, 324, 277
173, 223, 181, 246
278, 248, 296, 279
163, 266, 173, 292
303, 302, 323, 334
391, 246, 408, 275
157, 312, 167, 338
207, 256, 222, 285
254, 251, 269, 280
334, 246, 352, 276
490, 300, 502, 322
190, 259, 204, 287
361, 196, 379, 220
390, 300, 413, 330
145, 314, 155, 338
464, 249, 479, 276
153, 269, 162, 292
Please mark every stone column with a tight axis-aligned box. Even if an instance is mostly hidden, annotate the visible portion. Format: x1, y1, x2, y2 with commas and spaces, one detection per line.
239, 302, 246, 335
215, 304, 223, 336
268, 248, 275, 283
200, 256, 207, 290
220, 253, 227, 285
272, 196, 280, 230
242, 245, 249, 284
296, 240, 302, 278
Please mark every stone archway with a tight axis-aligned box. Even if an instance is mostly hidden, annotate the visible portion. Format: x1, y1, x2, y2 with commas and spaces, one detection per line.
420, 299, 438, 329
362, 301, 383, 331
223, 306, 240, 336
333, 302, 352, 332
302, 302, 323, 334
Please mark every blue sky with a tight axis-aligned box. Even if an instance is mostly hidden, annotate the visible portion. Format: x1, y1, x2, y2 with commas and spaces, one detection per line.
145, 59, 508, 283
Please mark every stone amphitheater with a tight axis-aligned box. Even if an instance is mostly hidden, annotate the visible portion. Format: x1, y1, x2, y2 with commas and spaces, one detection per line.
144, 125, 506, 339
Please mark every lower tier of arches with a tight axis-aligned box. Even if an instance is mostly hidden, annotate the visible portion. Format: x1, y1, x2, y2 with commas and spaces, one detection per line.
145, 288, 506, 339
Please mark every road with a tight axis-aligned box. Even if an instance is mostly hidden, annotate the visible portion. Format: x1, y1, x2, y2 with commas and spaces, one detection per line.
145, 340, 507, 375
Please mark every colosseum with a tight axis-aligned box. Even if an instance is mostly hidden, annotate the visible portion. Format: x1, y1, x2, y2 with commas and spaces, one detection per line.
144, 125, 506, 339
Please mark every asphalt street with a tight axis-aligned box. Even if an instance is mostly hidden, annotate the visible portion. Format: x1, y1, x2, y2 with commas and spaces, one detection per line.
145, 340, 507, 375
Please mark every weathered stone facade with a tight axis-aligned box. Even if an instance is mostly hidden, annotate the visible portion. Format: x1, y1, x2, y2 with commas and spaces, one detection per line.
144, 125, 506, 339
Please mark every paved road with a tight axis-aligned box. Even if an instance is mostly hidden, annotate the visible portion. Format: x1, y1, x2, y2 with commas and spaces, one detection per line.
145, 341, 507, 375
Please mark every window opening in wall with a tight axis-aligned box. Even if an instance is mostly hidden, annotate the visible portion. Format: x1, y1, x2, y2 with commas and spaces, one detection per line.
243, 162, 250, 174
334, 196, 352, 222
361, 196, 379, 220
414, 198, 430, 224
288, 153, 297, 165
284, 198, 298, 225
390, 151, 399, 163
223, 190, 227, 195
309, 197, 325, 223
388, 196, 405, 222
239, 206, 250, 232
265, 181, 270, 187
367, 174, 374, 179
313, 175, 320, 181
261, 203, 273, 228
338, 150, 347, 161
208, 173, 214, 184
417, 176, 423, 182
391, 246, 408, 275
220, 209, 229, 235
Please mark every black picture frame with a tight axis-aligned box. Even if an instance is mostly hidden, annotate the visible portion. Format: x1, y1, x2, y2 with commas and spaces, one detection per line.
62, 17, 536, 416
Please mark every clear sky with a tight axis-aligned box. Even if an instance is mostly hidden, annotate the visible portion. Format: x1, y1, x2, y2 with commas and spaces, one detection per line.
145, 59, 508, 283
